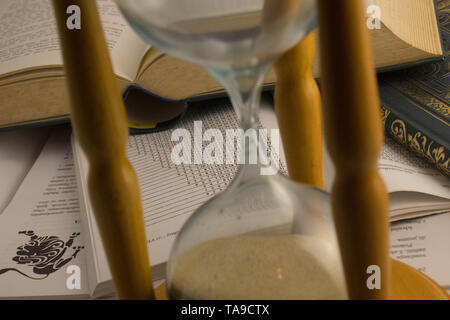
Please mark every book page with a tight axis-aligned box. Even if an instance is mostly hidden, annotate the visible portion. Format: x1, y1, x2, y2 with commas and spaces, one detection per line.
390, 212, 450, 289
96, 0, 149, 79
378, 138, 450, 199
0, 128, 89, 298
323, 136, 450, 220
0, 0, 148, 80
324, 137, 450, 198
379, 139, 450, 219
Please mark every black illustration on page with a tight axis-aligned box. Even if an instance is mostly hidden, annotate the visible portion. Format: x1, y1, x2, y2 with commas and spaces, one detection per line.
0, 231, 84, 280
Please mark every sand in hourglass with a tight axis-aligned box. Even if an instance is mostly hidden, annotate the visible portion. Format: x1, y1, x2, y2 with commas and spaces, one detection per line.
169, 234, 348, 300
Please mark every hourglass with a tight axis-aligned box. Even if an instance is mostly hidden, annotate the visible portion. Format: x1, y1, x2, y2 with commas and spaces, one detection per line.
111, 0, 348, 299
52, 0, 449, 300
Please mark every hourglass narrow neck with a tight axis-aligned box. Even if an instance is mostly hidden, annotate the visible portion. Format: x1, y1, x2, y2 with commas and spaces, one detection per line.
212, 66, 268, 131
210, 64, 277, 182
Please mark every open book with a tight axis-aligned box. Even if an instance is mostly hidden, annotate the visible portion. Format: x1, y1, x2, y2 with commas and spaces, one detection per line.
0, 0, 443, 129
1, 97, 449, 299
71, 96, 449, 298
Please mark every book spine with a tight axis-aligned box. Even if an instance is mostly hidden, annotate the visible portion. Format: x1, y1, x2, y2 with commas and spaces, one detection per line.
381, 106, 449, 177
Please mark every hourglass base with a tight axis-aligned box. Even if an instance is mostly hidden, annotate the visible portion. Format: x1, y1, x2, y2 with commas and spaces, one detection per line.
155, 258, 449, 300
391, 259, 449, 300
154, 282, 168, 300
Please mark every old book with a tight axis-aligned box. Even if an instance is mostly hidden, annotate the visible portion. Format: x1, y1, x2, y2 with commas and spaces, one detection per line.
378, 0, 449, 177
0, 0, 443, 129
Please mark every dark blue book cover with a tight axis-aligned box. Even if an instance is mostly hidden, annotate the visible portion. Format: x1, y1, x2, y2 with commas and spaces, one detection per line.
378, 0, 449, 177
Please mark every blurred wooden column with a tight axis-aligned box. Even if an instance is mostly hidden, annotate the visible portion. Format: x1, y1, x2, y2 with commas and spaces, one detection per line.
274, 33, 324, 189
52, 0, 154, 299
317, 0, 390, 299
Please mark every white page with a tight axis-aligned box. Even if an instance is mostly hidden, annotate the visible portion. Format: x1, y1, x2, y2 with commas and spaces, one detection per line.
96, 0, 149, 79
390, 212, 450, 288
378, 139, 450, 199
324, 137, 450, 198
0, 129, 89, 298
323, 137, 450, 219
0, 0, 148, 80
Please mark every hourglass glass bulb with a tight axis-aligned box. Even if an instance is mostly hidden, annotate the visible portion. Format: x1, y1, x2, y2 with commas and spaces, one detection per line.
167, 175, 348, 300
114, 0, 348, 300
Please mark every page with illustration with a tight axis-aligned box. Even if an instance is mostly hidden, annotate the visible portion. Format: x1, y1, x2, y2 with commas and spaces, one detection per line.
0, 129, 89, 298
0, 0, 148, 80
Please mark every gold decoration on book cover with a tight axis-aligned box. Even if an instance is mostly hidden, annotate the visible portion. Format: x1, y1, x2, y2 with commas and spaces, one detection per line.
391, 120, 407, 144
380, 107, 391, 127
390, 120, 449, 176
394, 80, 449, 121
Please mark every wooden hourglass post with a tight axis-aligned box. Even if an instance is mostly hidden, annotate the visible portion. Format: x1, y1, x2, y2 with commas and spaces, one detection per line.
263, 0, 323, 189
317, 0, 391, 299
52, 0, 154, 299
274, 34, 324, 189
316, 0, 447, 300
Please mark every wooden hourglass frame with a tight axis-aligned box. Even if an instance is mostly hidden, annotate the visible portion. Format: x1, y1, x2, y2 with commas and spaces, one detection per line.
51, 0, 449, 300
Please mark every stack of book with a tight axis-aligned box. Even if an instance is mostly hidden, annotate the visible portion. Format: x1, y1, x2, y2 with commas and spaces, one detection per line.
378, 0, 449, 177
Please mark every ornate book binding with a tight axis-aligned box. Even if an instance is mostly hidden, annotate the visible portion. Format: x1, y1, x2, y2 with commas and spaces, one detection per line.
378, 0, 449, 177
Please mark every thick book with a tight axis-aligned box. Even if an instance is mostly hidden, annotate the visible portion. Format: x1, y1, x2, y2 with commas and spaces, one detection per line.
0, 0, 443, 129
378, 0, 449, 177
